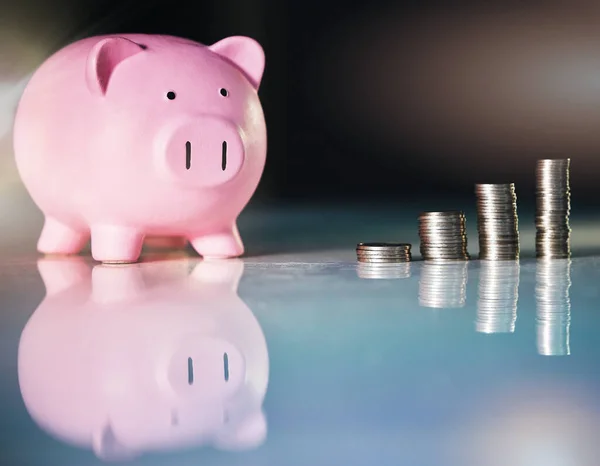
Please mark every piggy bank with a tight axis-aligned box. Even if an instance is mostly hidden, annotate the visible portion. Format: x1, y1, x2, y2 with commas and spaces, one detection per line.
13, 34, 267, 263
17, 258, 269, 460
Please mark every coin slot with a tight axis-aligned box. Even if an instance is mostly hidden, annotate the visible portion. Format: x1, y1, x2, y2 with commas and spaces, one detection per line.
185, 141, 191, 170
171, 410, 179, 426
187, 357, 194, 385
223, 352, 229, 381
222, 141, 227, 171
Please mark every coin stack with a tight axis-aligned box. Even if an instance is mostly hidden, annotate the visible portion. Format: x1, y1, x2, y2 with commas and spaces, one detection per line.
476, 261, 520, 333
419, 262, 468, 308
475, 184, 520, 260
418, 211, 470, 261
536, 159, 571, 259
536, 259, 571, 356
356, 243, 412, 263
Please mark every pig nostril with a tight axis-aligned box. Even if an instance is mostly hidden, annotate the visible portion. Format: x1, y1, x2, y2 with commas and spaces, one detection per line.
185, 141, 191, 170
223, 352, 229, 381
221, 141, 227, 171
187, 357, 194, 385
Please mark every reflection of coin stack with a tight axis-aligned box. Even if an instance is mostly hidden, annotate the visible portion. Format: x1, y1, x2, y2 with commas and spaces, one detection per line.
419, 262, 468, 308
476, 261, 520, 333
536, 259, 571, 356
356, 262, 411, 279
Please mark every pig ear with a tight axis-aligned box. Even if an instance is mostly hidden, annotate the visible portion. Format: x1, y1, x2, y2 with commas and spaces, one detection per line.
209, 36, 265, 90
86, 37, 145, 96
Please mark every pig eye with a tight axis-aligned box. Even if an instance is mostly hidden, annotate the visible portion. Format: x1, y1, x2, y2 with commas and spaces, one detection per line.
219, 88, 229, 97
167, 91, 176, 100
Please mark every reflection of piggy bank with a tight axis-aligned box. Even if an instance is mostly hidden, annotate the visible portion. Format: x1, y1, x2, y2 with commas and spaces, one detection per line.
17, 258, 269, 460
13, 34, 267, 263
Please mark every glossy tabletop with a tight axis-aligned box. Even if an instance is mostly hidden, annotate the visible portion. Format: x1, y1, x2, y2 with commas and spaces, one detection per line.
1, 202, 600, 466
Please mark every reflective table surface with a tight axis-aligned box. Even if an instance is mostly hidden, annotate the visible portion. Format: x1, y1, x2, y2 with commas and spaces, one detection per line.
1, 202, 600, 466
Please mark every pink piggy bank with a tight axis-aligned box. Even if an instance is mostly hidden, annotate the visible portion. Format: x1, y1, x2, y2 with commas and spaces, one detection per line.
13, 34, 267, 263
18, 258, 269, 460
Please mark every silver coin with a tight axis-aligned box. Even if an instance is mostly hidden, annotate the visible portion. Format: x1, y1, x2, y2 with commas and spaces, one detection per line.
356, 257, 412, 264
357, 250, 412, 256
357, 242, 411, 250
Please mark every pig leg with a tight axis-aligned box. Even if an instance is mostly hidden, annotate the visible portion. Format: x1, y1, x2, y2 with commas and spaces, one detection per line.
38, 216, 89, 255
90, 225, 145, 264
188, 224, 244, 259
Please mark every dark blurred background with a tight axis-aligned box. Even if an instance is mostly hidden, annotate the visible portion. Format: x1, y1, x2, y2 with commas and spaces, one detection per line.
2, 0, 600, 208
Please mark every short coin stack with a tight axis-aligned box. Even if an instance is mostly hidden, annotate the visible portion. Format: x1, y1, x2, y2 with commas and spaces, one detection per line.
356, 242, 412, 263
536, 159, 571, 259
418, 211, 470, 261
475, 183, 520, 260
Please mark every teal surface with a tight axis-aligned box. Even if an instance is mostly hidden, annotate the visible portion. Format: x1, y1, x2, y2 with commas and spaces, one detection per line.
0, 204, 599, 466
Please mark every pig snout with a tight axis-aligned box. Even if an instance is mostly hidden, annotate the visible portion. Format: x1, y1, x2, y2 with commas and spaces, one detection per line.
167, 337, 246, 399
156, 116, 245, 187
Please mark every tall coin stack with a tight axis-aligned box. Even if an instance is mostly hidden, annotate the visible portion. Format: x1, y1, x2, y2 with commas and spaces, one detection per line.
475, 184, 520, 260
418, 212, 470, 261
536, 159, 571, 259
